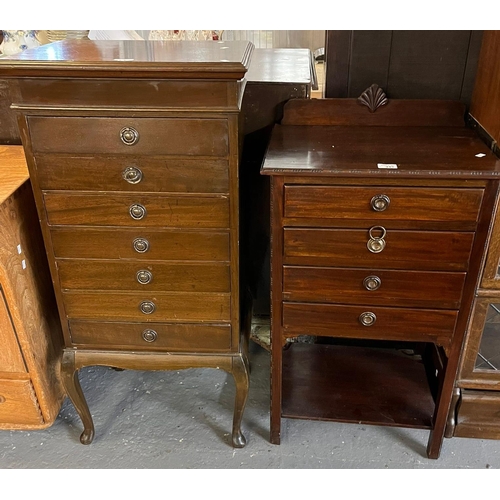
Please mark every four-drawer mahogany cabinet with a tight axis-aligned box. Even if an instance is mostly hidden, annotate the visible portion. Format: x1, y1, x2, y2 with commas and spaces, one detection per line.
261, 91, 500, 459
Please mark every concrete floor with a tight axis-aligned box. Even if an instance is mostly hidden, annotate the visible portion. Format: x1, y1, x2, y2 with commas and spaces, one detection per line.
1, 341, 499, 469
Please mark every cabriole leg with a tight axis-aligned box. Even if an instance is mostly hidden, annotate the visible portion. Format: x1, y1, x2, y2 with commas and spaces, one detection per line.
231, 353, 249, 448
61, 350, 95, 445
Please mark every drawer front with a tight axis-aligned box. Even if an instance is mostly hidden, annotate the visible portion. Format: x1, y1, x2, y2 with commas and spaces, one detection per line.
62, 291, 231, 322
0, 379, 44, 426
282, 303, 458, 345
57, 260, 230, 293
284, 186, 483, 224
284, 228, 474, 271
283, 266, 466, 309
35, 155, 229, 193
29, 117, 229, 156
69, 320, 232, 352
454, 390, 500, 439
50, 228, 230, 261
44, 193, 229, 228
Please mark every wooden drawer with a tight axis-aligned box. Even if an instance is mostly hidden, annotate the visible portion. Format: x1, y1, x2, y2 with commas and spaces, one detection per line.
57, 260, 230, 293
282, 302, 458, 345
284, 185, 483, 225
284, 228, 474, 271
28, 117, 229, 156
35, 155, 229, 193
50, 228, 230, 261
0, 378, 44, 426
454, 390, 500, 439
62, 291, 231, 322
44, 193, 229, 228
283, 266, 466, 309
69, 320, 232, 352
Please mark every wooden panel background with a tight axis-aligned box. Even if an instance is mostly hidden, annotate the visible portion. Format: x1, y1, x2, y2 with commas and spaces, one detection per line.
470, 30, 500, 145
325, 30, 483, 106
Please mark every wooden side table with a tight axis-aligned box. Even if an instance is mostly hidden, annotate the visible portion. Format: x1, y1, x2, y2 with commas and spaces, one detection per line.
0, 145, 64, 429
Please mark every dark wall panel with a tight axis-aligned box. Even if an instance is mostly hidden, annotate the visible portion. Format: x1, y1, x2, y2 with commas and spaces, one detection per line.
348, 31, 392, 97
325, 30, 483, 107
387, 31, 470, 99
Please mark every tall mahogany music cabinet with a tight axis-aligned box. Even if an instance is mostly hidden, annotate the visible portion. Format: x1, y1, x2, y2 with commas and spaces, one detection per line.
0, 39, 254, 447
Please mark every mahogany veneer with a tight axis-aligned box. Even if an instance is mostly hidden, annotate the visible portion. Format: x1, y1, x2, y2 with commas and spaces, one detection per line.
0, 40, 254, 447
262, 93, 500, 459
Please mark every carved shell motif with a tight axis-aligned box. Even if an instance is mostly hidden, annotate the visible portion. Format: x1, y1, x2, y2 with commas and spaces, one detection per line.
358, 84, 388, 113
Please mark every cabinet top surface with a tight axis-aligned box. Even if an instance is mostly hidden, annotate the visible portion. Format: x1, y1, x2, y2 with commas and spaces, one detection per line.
246, 48, 312, 84
0, 146, 28, 204
0, 39, 253, 79
261, 125, 500, 179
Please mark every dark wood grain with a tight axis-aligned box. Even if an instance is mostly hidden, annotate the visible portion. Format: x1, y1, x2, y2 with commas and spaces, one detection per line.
0, 39, 253, 79
284, 185, 483, 224
262, 125, 500, 178
470, 30, 500, 145
29, 116, 229, 156
264, 97, 500, 458
281, 98, 466, 127
50, 227, 229, 261
7, 40, 254, 447
282, 343, 435, 429
284, 228, 474, 271
283, 267, 466, 309
62, 291, 231, 322
69, 320, 232, 352
17, 78, 236, 109
35, 155, 229, 193
283, 302, 457, 346
44, 193, 229, 228
57, 260, 230, 292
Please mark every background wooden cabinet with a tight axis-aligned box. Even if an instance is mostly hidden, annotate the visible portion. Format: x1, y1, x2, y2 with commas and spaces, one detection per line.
0, 146, 64, 429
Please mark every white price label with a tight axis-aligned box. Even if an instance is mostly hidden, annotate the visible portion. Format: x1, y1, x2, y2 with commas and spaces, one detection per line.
377, 163, 398, 169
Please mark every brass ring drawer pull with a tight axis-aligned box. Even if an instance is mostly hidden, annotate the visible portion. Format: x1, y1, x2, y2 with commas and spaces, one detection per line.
142, 329, 158, 343
122, 166, 143, 184
139, 300, 155, 315
371, 194, 390, 212
136, 270, 153, 285
363, 275, 381, 291
359, 312, 377, 326
120, 126, 139, 146
133, 237, 149, 253
0, 395, 5, 404
367, 226, 387, 253
129, 204, 147, 220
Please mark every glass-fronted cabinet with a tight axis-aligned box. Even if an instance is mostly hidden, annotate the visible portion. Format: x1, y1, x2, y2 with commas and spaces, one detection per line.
460, 299, 500, 386
448, 202, 500, 440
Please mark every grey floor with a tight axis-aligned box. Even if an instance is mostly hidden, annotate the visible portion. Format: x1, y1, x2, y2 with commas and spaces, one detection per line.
1, 340, 499, 469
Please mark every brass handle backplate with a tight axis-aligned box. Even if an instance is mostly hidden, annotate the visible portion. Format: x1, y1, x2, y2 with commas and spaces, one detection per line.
359, 312, 377, 326
139, 300, 156, 315
371, 194, 390, 212
142, 329, 158, 343
136, 270, 153, 285
120, 126, 139, 146
133, 238, 150, 253
129, 204, 147, 220
122, 166, 143, 184
367, 226, 387, 254
363, 275, 381, 291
